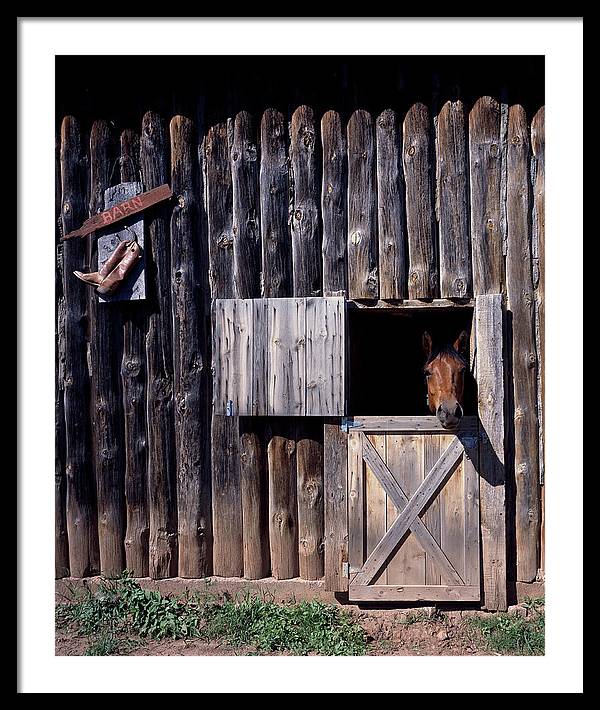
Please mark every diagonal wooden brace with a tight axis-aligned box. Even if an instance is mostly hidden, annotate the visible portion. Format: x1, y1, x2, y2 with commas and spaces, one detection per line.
353, 437, 465, 586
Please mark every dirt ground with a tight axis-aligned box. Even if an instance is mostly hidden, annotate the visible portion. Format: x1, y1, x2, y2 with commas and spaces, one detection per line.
55, 607, 498, 657
55, 576, 543, 657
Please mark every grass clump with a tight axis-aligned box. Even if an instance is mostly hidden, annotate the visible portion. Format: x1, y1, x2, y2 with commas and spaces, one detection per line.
468, 597, 545, 656
57, 574, 366, 656
203, 593, 367, 655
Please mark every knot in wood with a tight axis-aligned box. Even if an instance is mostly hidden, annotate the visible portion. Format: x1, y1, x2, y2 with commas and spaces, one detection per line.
63, 202, 71, 214
511, 135, 521, 146
350, 231, 362, 245
294, 209, 303, 221
490, 144, 498, 157
409, 271, 420, 283
177, 194, 186, 208
407, 145, 416, 157
361, 151, 368, 160
217, 233, 233, 249
303, 132, 314, 149
527, 352, 537, 368
232, 151, 239, 161
486, 219, 495, 231
327, 183, 334, 194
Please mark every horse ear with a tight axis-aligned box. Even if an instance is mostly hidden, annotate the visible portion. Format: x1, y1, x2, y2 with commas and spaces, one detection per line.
453, 330, 468, 353
423, 331, 433, 359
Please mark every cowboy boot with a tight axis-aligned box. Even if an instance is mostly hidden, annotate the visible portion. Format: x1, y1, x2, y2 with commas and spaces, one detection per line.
73, 239, 130, 287
96, 240, 143, 296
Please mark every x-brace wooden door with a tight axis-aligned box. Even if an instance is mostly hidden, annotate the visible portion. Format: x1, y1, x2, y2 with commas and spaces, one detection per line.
347, 416, 480, 602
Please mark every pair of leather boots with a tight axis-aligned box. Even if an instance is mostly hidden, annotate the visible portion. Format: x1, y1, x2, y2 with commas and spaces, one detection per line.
74, 239, 142, 296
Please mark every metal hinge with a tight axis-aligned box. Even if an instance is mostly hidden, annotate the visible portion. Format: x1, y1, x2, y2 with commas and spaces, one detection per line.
340, 417, 360, 434
226, 400, 234, 417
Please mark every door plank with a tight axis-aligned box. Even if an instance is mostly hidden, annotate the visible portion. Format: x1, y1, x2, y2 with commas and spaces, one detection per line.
348, 431, 364, 573
440, 434, 466, 583
350, 585, 480, 603
267, 298, 306, 416
423, 435, 442, 585
365, 434, 387, 584
305, 297, 345, 416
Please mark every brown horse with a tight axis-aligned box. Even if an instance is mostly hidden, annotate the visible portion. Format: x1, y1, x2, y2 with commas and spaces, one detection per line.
423, 330, 469, 429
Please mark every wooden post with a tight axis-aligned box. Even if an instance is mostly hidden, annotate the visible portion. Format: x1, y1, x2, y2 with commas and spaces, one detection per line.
475, 294, 507, 611
55, 132, 69, 578
376, 109, 407, 300
436, 100, 471, 298
170, 115, 212, 578
531, 107, 545, 574
290, 106, 324, 580
87, 120, 126, 577
239, 419, 270, 579
119, 129, 150, 577
506, 105, 540, 583
321, 110, 347, 297
290, 105, 322, 297
140, 111, 178, 579
267, 421, 299, 579
469, 97, 504, 295
60, 116, 100, 577
261, 109, 292, 298
323, 419, 348, 592
403, 103, 437, 299
347, 110, 378, 299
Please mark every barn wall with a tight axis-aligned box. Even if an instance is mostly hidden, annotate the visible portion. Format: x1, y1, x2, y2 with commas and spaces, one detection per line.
56, 96, 545, 586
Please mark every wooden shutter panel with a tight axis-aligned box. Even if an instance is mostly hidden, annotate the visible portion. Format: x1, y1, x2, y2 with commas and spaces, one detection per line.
213, 297, 345, 416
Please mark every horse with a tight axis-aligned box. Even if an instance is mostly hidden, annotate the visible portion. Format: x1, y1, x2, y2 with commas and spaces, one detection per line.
422, 330, 469, 429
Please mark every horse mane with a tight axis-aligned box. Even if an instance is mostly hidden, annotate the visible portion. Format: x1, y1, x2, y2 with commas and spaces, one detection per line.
425, 344, 468, 368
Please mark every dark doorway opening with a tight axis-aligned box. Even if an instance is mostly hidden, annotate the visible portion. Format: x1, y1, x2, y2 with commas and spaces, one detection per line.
347, 307, 476, 416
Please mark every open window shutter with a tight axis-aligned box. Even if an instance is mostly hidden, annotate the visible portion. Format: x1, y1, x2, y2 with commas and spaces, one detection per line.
213, 297, 345, 416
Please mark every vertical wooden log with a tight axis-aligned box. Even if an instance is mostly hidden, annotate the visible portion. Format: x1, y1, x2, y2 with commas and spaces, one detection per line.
436, 100, 472, 298
261, 109, 292, 298
119, 129, 149, 577
506, 105, 540, 583
205, 122, 243, 578
267, 421, 299, 579
239, 419, 270, 578
323, 419, 348, 592
290, 107, 325, 579
290, 106, 322, 297
296, 419, 324, 580
347, 110, 378, 299
321, 110, 347, 296
55, 132, 69, 578
205, 123, 235, 299
88, 120, 126, 577
475, 294, 507, 611
170, 116, 212, 577
469, 97, 504, 295
140, 111, 178, 579
531, 106, 545, 572
232, 111, 261, 299
60, 116, 100, 577
376, 109, 407, 300
403, 103, 437, 299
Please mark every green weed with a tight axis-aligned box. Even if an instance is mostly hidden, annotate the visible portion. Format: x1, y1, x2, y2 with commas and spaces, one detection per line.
468, 598, 545, 655
56, 573, 366, 656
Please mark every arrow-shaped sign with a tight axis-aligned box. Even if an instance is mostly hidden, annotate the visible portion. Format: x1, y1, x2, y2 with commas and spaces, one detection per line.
60, 183, 172, 241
